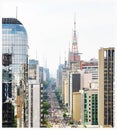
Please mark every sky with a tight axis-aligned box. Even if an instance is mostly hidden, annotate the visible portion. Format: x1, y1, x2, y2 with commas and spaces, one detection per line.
1, 0, 117, 77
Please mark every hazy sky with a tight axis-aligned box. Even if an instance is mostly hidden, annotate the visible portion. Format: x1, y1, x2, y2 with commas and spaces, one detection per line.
2, 0, 116, 77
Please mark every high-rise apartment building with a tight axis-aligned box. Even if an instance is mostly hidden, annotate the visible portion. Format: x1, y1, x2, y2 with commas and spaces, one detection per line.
73, 90, 84, 123
69, 71, 83, 115
57, 64, 64, 90
98, 47, 114, 127
2, 18, 28, 127
83, 89, 98, 126
62, 64, 69, 105
39, 67, 44, 126
28, 59, 40, 127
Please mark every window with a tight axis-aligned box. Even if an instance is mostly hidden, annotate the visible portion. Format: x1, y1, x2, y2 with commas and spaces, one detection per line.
104, 50, 107, 58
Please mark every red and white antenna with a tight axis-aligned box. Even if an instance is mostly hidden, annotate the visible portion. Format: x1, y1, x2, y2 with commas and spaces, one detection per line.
72, 13, 78, 53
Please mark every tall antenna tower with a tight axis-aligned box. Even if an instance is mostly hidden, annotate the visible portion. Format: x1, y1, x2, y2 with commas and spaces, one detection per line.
59, 55, 61, 65
36, 49, 37, 60
45, 57, 47, 68
16, 6, 18, 19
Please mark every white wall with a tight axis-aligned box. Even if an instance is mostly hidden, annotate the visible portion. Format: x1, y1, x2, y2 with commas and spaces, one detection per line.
83, 73, 92, 89
33, 84, 40, 127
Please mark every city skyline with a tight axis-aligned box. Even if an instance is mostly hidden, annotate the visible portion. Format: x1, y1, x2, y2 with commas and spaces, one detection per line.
1, 0, 117, 126
1, 0, 116, 77
1, 18, 116, 128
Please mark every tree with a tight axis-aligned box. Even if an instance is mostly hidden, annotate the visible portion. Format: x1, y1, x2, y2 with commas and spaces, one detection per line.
43, 102, 51, 109
43, 81, 49, 89
42, 101, 51, 127
42, 109, 48, 115
69, 121, 74, 125
63, 113, 67, 119
42, 119, 48, 125
13, 115, 17, 127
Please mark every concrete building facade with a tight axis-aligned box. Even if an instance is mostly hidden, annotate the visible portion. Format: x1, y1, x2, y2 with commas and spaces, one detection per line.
83, 89, 98, 126
73, 91, 84, 123
69, 70, 83, 115
28, 59, 40, 127
57, 64, 64, 91
98, 47, 114, 128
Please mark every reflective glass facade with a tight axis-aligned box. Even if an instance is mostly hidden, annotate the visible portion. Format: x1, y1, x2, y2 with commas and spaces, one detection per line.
2, 18, 28, 127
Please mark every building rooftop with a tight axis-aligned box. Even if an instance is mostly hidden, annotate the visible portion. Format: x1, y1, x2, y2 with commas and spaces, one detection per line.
2, 18, 22, 25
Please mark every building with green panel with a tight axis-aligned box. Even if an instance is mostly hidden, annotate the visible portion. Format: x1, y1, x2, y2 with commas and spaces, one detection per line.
83, 89, 98, 126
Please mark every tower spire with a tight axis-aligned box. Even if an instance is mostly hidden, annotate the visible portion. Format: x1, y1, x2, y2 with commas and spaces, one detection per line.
64, 50, 66, 61
45, 57, 47, 68
36, 49, 37, 60
73, 13, 77, 43
16, 6, 18, 19
68, 14, 82, 69
69, 41, 70, 52
72, 13, 78, 53
74, 13, 76, 32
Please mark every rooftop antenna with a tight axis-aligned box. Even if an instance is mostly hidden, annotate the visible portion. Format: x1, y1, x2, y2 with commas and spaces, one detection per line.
69, 41, 70, 52
36, 49, 37, 60
59, 55, 61, 65
45, 57, 47, 68
74, 12, 76, 31
64, 50, 66, 61
16, 6, 18, 19
64, 50, 67, 67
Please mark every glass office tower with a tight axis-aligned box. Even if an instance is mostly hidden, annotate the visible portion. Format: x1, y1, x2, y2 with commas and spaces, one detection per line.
2, 18, 28, 127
